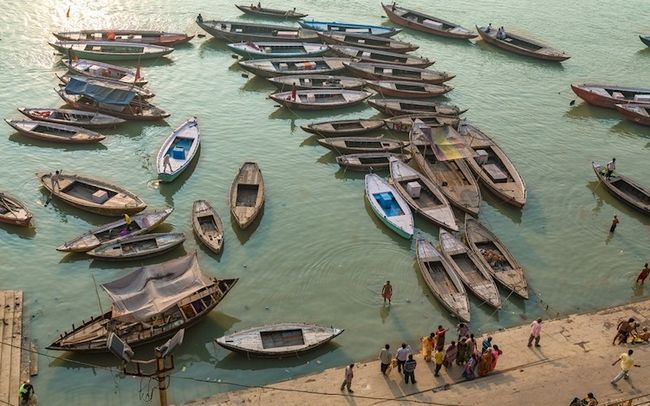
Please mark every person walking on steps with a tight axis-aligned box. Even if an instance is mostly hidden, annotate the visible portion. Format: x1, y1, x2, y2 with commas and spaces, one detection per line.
611, 349, 640, 385
379, 344, 392, 375
340, 363, 354, 393
528, 318, 542, 347
396, 343, 411, 374
403, 354, 417, 384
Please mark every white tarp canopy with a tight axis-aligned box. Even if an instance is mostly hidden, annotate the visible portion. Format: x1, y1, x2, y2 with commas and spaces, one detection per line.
102, 253, 212, 322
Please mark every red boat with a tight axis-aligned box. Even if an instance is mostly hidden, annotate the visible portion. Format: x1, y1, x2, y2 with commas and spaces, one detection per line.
571, 83, 650, 109
616, 104, 650, 126
0, 193, 32, 227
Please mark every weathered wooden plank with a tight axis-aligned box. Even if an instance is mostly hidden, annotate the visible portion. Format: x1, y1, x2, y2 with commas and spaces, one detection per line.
0, 290, 24, 406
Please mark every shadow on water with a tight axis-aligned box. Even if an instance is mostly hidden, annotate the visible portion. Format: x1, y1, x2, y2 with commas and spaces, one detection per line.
7, 133, 108, 151
197, 37, 232, 54
298, 134, 320, 147
37, 190, 118, 226
240, 75, 276, 93
316, 150, 337, 165
586, 181, 650, 226
0, 223, 36, 239
215, 341, 343, 371
610, 120, 650, 140
334, 167, 373, 180
230, 206, 264, 245
481, 193, 523, 224
563, 101, 619, 122
58, 251, 89, 264
472, 40, 566, 71
88, 245, 189, 270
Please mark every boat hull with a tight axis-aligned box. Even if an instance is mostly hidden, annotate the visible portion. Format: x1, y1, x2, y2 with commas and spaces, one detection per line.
381, 3, 476, 39
616, 104, 650, 126
475, 26, 569, 62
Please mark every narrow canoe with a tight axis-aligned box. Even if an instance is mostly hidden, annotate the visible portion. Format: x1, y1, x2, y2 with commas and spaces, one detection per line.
298, 20, 400, 37
196, 19, 320, 43
36, 172, 146, 216
616, 103, 650, 126
416, 239, 470, 321
56, 73, 155, 99
268, 75, 365, 90
56, 89, 170, 121
384, 114, 459, 133
381, 3, 476, 39
336, 152, 410, 171
641, 35, 650, 47
5, 119, 105, 144
464, 215, 529, 299
571, 83, 650, 109
65, 59, 147, 86
409, 124, 481, 215
439, 230, 501, 309
229, 162, 265, 229
57, 207, 173, 252
235, 5, 308, 19
156, 118, 200, 183
368, 99, 466, 117
0, 193, 32, 227
457, 122, 526, 208
389, 157, 458, 231
301, 118, 385, 136
317, 136, 407, 154
329, 45, 433, 68
366, 80, 453, 98
192, 200, 225, 254
216, 323, 343, 358
49, 41, 173, 61
317, 31, 418, 53
53, 30, 193, 46
239, 57, 349, 77
269, 89, 370, 110
227, 42, 329, 59
87, 232, 185, 261
18, 107, 125, 129
476, 25, 570, 62
345, 62, 454, 84
365, 173, 414, 239
592, 162, 650, 215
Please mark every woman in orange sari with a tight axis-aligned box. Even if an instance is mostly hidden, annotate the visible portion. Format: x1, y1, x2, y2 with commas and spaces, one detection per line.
489, 345, 503, 372
477, 349, 493, 377
421, 333, 436, 362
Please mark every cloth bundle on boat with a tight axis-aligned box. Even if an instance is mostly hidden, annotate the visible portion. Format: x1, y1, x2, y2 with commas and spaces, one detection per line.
64, 77, 136, 106
101, 253, 213, 322
412, 121, 474, 161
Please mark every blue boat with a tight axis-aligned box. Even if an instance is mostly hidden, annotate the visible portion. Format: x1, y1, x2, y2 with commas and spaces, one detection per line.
298, 20, 401, 37
156, 118, 200, 182
641, 35, 650, 47
365, 173, 414, 239
227, 42, 329, 59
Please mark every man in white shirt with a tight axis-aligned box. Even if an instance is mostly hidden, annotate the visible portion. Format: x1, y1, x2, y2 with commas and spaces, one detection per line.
379, 344, 392, 375
396, 343, 411, 374
340, 364, 354, 393
606, 158, 616, 180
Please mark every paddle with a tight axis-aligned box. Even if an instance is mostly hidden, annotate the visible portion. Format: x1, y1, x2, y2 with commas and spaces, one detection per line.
44, 169, 63, 207
0, 193, 18, 218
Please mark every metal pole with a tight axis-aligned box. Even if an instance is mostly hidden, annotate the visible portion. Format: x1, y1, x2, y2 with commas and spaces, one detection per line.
155, 350, 168, 406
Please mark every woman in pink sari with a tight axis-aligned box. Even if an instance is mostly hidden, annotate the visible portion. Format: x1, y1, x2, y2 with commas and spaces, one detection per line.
489, 345, 503, 372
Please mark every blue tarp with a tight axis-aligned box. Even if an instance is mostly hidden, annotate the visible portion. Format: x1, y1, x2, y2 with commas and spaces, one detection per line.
64, 77, 136, 106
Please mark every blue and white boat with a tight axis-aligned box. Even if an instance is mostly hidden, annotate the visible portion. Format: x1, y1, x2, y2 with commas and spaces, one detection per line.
227, 42, 329, 59
156, 118, 200, 183
298, 20, 401, 37
364, 173, 414, 239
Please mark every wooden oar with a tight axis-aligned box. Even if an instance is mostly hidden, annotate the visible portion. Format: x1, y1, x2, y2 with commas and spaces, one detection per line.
0, 194, 19, 218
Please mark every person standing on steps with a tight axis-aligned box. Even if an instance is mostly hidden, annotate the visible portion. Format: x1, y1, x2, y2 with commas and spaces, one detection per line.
18, 380, 34, 406
396, 343, 411, 374
609, 215, 619, 233
340, 363, 354, 393
636, 263, 650, 285
611, 349, 640, 385
528, 318, 542, 347
403, 354, 417, 384
379, 344, 392, 375
382, 281, 392, 305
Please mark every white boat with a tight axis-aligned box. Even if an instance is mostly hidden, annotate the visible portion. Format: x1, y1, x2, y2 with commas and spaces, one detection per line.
364, 173, 414, 239
156, 118, 200, 182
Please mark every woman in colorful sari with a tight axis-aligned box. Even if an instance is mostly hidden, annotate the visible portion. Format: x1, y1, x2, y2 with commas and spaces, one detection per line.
443, 341, 457, 368
421, 333, 435, 362
477, 349, 493, 377
465, 334, 477, 360
456, 337, 467, 365
489, 345, 503, 372
462, 351, 479, 380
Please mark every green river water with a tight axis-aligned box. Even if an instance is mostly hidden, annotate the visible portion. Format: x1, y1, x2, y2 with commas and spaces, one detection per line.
1, 0, 649, 404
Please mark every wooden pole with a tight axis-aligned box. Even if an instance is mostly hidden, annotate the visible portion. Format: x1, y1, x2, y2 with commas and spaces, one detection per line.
155, 350, 168, 406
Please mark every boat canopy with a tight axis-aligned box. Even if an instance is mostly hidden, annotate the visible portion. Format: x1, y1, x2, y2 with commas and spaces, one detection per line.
412, 120, 475, 161
102, 253, 213, 322
65, 77, 136, 106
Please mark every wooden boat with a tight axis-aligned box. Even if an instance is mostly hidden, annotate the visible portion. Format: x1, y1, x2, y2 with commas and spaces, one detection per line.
475, 25, 569, 62
269, 89, 370, 110
317, 136, 406, 153
227, 42, 329, 59
56, 89, 170, 121
192, 200, 224, 254
641, 35, 650, 47
365, 173, 414, 239
156, 118, 200, 183
0, 193, 32, 227
87, 232, 185, 261
415, 239, 470, 321
336, 152, 410, 171
49, 41, 173, 62
317, 31, 418, 53
381, 3, 476, 39
301, 118, 385, 136
592, 162, 650, 215
235, 4, 308, 19
17, 107, 125, 129
464, 215, 529, 299
229, 162, 265, 229
389, 158, 458, 231
329, 45, 433, 68
366, 80, 452, 98
438, 230, 501, 309
457, 122, 526, 207
196, 19, 319, 43
216, 323, 343, 357
57, 207, 173, 252
46, 253, 238, 352
298, 20, 400, 37
368, 99, 466, 117
384, 114, 459, 133
570, 83, 650, 109
65, 59, 147, 87
56, 73, 155, 99
238, 57, 349, 78
616, 103, 650, 126
409, 124, 481, 215
36, 172, 146, 216
53, 30, 193, 46
5, 119, 105, 144
345, 62, 454, 84
268, 75, 365, 90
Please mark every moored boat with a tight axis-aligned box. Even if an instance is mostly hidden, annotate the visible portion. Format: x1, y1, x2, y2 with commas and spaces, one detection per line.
37, 172, 146, 216
317, 31, 418, 53
64, 59, 147, 86
56, 73, 155, 99
17, 107, 125, 129
592, 162, 650, 215
5, 119, 105, 144
192, 200, 224, 254
269, 89, 370, 110
476, 25, 570, 62
268, 75, 365, 90
235, 4, 308, 19
368, 98, 466, 116
384, 114, 459, 133
53, 30, 193, 46
345, 62, 454, 84
229, 162, 265, 229
317, 136, 407, 154
415, 239, 470, 321
216, 323, 343, 357
87, 232, 185, 261
238, 57, 349, 78
227, 42, 329, 59
196, 19, 319, 43
616, 103, 650, 126
298, 20, 400, 37
336, 152, 410, 171
570, 83, 650, 109
156, 118, 200, 183
641, 35, 650, 47
464, 215, 529, 299
0, 193, 32, 227
49, 41, 173, 61
365, 173, 414, 239
366, 80, 453, 98
301, 118, 385, 136
381, 3, 476, 39
329, 45, 433, 68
